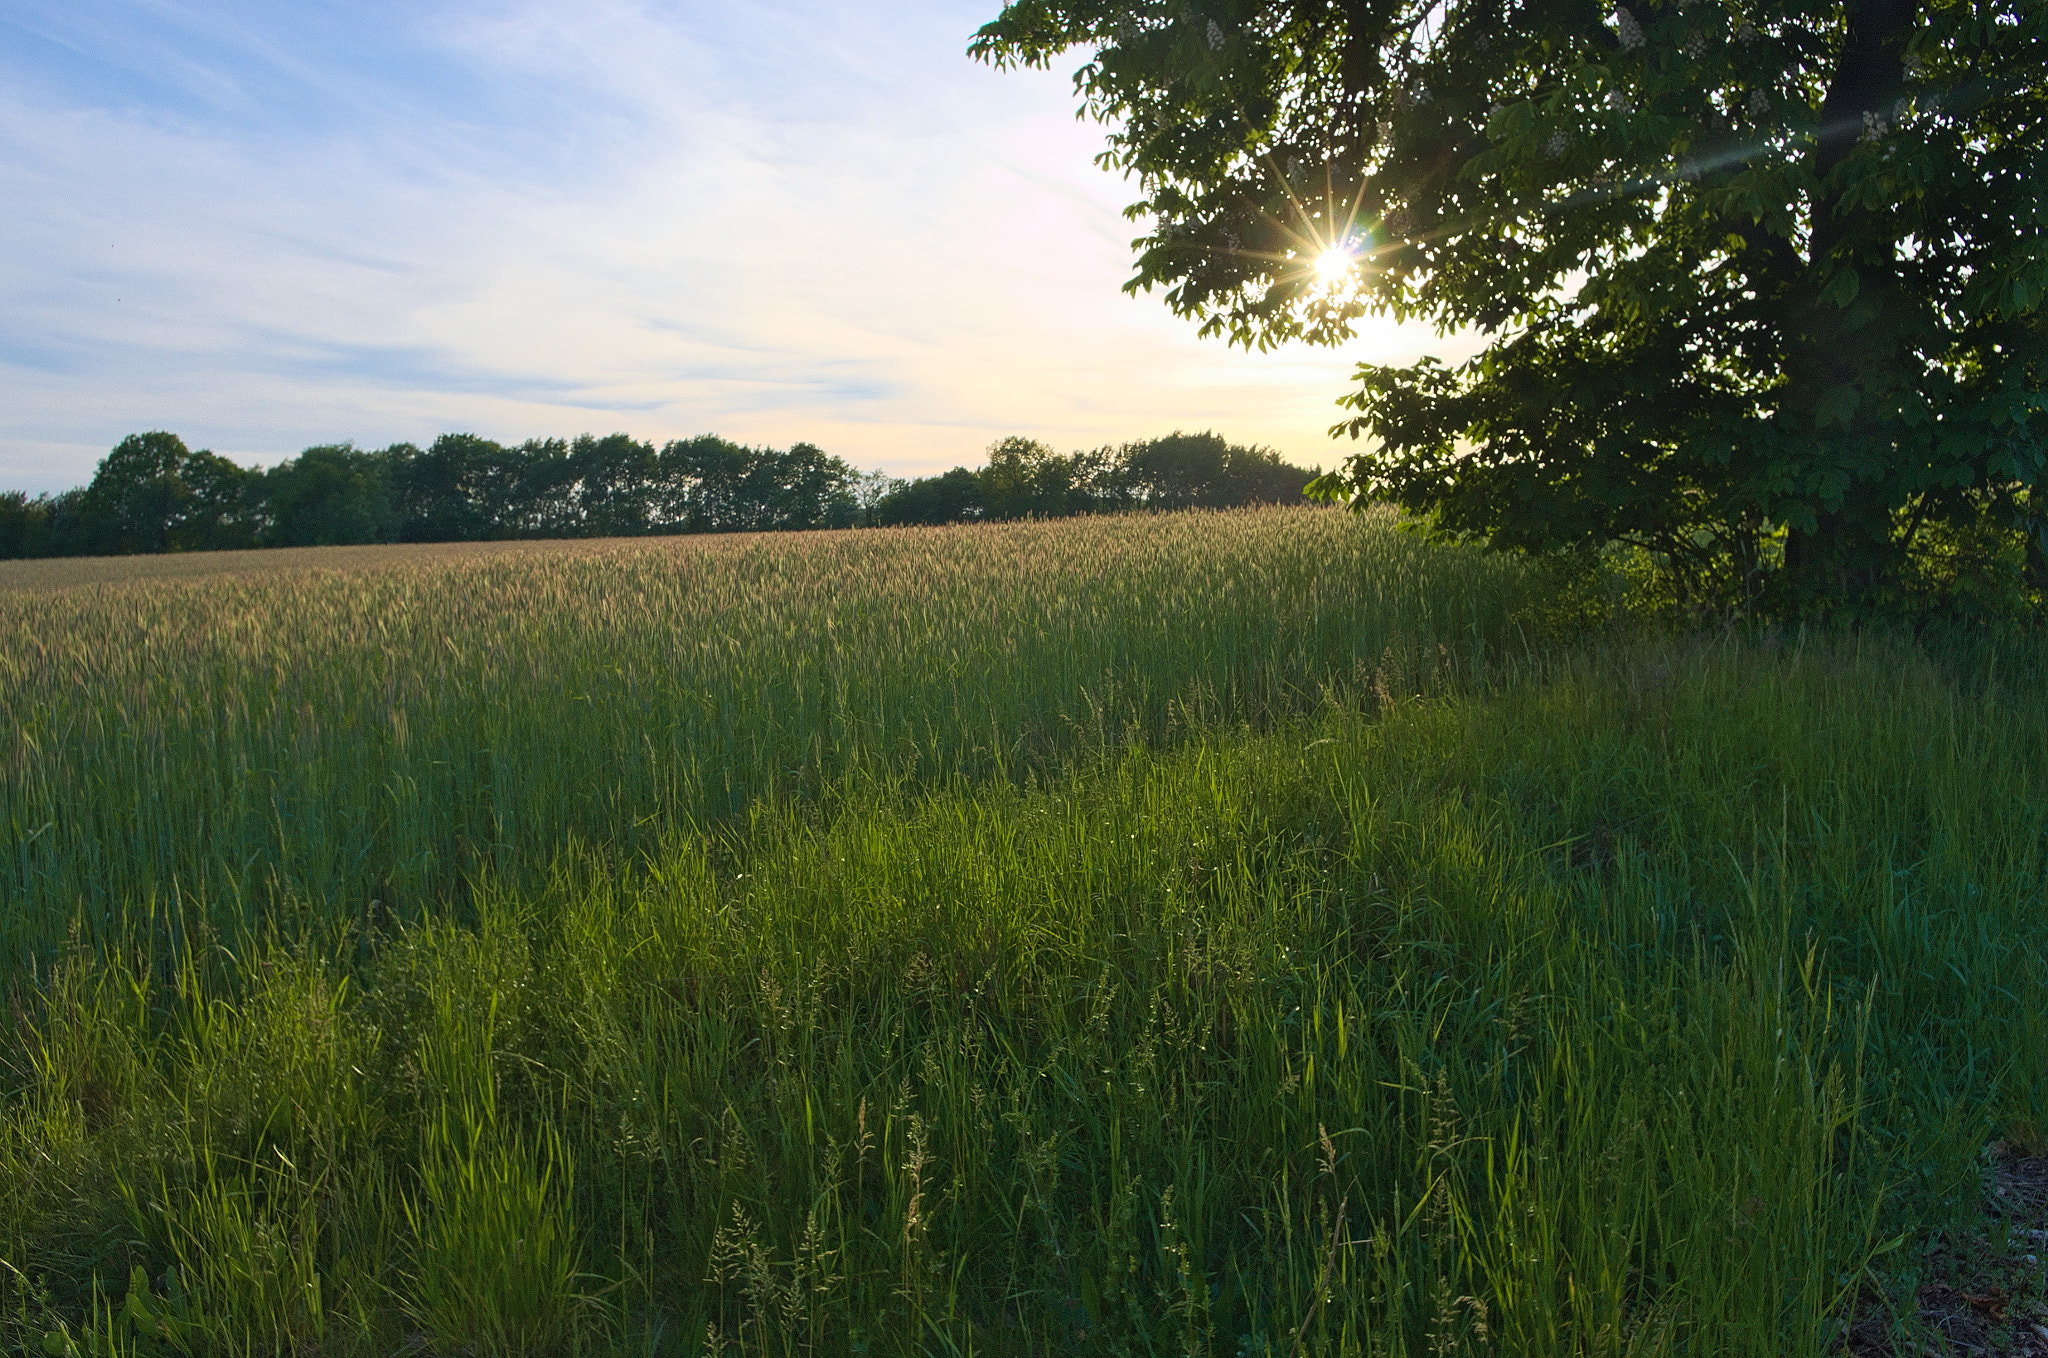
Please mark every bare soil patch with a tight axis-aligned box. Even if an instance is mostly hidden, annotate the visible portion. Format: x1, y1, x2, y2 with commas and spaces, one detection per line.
1844, 1144, 2048, 1356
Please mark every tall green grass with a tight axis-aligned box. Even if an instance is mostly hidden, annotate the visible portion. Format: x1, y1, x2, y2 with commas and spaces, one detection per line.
0, 508, 1531, 968
2, 512, 2044, 1355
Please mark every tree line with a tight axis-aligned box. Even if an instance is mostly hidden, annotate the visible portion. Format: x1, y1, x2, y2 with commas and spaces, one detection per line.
0, 429, 1316, 559
872, 433, 1315, 525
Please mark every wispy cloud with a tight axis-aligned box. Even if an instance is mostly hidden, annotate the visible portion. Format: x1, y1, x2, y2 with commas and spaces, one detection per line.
0, 0, 1471, 493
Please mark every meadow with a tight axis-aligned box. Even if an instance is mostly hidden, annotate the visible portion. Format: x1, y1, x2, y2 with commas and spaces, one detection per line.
0, 506, 2043, 1356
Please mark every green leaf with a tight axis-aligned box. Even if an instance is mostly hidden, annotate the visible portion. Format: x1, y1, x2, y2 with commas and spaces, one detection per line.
1814, 386, 1861, 429
1820, 267, 1861, 309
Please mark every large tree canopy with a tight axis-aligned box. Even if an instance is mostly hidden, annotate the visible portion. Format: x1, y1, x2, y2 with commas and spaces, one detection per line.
973, 0, 2047, 610
83, 432, 259, 554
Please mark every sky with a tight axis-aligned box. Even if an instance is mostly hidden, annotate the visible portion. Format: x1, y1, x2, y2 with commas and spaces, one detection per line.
0, 0, 1476, 493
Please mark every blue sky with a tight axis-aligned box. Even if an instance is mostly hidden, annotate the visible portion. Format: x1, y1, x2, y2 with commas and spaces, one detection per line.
0, 0, 1468, 492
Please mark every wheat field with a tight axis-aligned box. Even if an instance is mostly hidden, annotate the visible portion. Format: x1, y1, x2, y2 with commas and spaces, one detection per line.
2, 508, 2044, 1356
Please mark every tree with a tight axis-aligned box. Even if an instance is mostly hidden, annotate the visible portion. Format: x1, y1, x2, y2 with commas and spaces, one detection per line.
262, 445, 398, 547
873, 468, 989, 525
78, 432, 260, 554
973, 0, 2047, 611
511, 437, 583, 538
1115, 431, 1316, 508
851, 468, 904, 524
388, 435, 512, 542
738, 442, 862, 530
84, 431, 194, 554
981, 436, 1089, 518
0, 493, 54, 559
178, 449, 261, 551
1124, 430, 1230, 508
1215, 441, 1319, 504
653, 437, 861, 532
42, 489, 112, 558
660, 435, 753, 532
571, 434, 659, 537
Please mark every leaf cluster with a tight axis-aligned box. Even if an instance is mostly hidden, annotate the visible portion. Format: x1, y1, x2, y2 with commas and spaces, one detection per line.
975, 0, 2048, 613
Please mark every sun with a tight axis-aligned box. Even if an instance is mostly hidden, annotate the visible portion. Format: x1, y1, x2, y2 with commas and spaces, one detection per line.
1312, 244, 1356, 284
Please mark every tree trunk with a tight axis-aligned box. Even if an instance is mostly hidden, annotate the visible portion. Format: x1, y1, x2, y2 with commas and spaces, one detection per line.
1776, 0, 1921, 610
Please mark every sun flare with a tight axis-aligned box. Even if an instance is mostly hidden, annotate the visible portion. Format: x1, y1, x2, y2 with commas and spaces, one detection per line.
1312, 245, 1356, 284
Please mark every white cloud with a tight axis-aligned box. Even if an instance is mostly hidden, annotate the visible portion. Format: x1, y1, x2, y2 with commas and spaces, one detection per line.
0, 0, 1471, 493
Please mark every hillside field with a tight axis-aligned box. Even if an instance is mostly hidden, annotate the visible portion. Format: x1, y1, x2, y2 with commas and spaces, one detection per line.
1, 506, 2044, 1356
